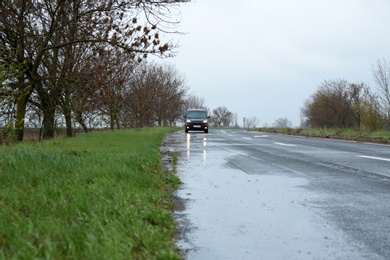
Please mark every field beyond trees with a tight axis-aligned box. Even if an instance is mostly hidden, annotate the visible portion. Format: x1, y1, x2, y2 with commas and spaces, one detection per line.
0, 128, 182, 259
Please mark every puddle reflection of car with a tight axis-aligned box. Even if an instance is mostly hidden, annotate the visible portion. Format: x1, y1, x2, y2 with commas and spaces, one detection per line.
184, 109, 210, 133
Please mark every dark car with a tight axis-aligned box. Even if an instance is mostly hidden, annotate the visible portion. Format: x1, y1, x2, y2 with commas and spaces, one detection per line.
184, 109, 210, 133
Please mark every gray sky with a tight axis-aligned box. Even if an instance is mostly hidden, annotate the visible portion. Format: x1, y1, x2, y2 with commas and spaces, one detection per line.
171, 0, 390, 127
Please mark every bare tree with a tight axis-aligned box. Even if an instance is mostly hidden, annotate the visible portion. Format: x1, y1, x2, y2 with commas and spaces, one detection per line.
123, 62, 187, 127
273, 117, 292, 128
211, 106, 233, 128
232, 112, 239, 128
244, 116, 259, 129
372, 58, 390, 126
184, 95, 207, 110
347, 83, 367, 129
153, 64, 187, 126
91, 49, 134, 130
126, 62, 158, 127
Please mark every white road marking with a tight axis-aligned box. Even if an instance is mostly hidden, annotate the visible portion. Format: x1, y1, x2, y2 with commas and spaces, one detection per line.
357, 155, 390, 162
255, 135, 268, 138
274, 142, 296, 147
242, 137, 252, 140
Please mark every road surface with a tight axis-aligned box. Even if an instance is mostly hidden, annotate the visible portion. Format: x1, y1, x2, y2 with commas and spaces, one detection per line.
163, 129, 390, 260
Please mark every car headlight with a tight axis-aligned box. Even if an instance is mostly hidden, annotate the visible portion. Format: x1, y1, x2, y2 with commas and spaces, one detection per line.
203, 120, 208, 123
186, 119, 191, 123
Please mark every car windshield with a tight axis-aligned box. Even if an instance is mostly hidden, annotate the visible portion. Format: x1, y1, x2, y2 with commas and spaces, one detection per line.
187, 111, 207, 119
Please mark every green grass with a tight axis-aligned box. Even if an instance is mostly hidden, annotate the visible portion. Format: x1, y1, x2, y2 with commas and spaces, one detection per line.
300, 127, 390, 139
0, 128, 182, 259
251, 127, 390, 144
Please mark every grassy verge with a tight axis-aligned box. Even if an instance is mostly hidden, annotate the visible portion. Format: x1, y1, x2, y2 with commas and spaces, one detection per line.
0, 128, 182, 259
251, 127, 390, 144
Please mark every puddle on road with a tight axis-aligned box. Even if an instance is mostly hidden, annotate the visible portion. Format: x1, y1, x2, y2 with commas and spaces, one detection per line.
166, 132, 373, 260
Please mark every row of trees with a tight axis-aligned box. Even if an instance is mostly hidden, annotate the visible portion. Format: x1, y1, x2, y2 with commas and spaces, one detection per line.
1, 54, 188, 139
301, 59, 390, 131
0, 0, 189, 141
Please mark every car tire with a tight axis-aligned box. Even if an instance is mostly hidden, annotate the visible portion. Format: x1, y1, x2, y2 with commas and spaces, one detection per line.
204, 130, 208, 133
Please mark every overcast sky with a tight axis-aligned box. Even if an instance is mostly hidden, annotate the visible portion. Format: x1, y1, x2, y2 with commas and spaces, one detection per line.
169, 0, 390, 127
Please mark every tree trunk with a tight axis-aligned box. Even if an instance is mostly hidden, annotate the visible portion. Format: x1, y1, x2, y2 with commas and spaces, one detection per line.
41, 103, 56, 140
115, 113, 120, 129
64, 108, 73, 137
110, 113, 115, 130
76, 112, 89, 133
62, 95, 73, 137
15, 92, 30, 141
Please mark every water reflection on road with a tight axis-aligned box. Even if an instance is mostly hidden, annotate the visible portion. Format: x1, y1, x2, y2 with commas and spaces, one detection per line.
185, 133, 207, 164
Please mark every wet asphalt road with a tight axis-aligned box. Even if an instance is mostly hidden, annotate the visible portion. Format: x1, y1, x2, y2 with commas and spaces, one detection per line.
164, 129, 390, 260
